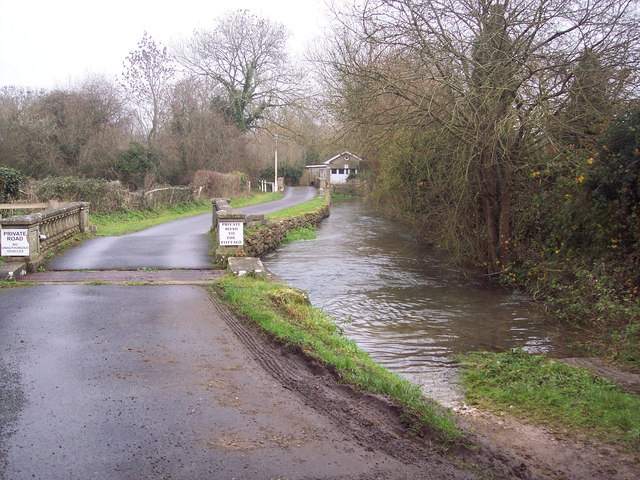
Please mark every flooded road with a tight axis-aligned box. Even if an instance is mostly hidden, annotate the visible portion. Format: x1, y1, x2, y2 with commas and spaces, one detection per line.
262, 199, 571, 406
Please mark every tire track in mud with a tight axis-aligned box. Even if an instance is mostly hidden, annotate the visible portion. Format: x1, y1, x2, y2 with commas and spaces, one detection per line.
207, 294, 522, 479
208, 294, 312, 389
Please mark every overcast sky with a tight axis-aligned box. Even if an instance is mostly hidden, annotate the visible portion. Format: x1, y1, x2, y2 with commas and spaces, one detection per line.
0, 0, 334, 90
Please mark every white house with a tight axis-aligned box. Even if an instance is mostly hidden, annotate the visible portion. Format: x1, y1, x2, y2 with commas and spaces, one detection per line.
306, 151, 363, 186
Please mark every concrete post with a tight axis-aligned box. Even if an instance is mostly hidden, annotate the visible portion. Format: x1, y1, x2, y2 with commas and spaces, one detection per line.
211, 198, 233, 231
78, 202, 89, 233
216, 209, 246, 259
0, 213, 42, 270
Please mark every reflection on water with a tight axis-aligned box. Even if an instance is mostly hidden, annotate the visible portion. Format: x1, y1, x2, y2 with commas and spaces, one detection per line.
262, 198, 571, 406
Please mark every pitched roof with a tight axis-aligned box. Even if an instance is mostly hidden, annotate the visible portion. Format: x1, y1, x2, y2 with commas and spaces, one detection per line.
324, 151, 363, 165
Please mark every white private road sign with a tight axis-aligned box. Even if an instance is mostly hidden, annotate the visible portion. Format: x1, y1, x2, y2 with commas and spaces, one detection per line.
1, 228, 29, 256
218, 221, 243, 246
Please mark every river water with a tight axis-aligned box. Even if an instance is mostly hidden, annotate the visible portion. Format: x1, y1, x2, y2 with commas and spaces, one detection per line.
262, 198, 571, 407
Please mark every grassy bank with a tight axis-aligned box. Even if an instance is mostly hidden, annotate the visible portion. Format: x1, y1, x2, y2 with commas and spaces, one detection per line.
230, 191, 283, 208
502, 256, 640, 371
458, 349, 640, 450
266, 195, 327, 220
91, 191, 284, 236
280, 225, 317, 245
90, 200, 211, 236
211, 274, 460, 442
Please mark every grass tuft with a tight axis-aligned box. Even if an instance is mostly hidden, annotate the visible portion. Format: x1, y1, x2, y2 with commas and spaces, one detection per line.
230, 191, 283, 208
266, 196, 327, 220
280, 225, 317, 245
458, 349, 640, 449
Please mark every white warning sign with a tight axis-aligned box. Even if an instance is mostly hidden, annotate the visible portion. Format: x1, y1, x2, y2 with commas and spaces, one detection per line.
1, 228, 29, 256
218, 221, 243, 246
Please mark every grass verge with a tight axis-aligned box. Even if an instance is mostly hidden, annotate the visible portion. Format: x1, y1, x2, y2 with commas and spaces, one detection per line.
210, 274, 461, 443
266, 195, 327, 220
90, 200, 211, 236
458, 349, 640, 450
91, 190, 287, 236
230, 191, 283, 208
0, 281, 37, 288
280, 225, 317, 245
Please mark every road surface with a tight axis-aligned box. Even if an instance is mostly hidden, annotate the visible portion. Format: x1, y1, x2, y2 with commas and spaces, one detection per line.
0, 186, 487, 479
48, 186, 318, 271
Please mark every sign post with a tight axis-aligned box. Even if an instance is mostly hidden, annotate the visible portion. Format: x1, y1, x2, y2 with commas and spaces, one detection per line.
218, 221, 243, 247
216, 209, 246, 260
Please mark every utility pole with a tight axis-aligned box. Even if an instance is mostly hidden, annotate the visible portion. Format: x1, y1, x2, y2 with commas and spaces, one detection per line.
274, 133, 278, 192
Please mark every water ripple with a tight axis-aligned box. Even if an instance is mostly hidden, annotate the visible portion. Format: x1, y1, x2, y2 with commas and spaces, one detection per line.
262, 198, 572, 405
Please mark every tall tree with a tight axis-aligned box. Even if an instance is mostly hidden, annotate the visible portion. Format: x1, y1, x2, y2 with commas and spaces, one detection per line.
121, 32, 175, 144
158, 78, 253, 184
319, 0, 640, 268
175, 10, 298, 132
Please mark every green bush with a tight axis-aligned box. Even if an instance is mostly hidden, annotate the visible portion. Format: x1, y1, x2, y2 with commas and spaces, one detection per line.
0, 166, 23, 202
505, 107, 640, 368
117, 142, 159, 189
31, 177, 129, 214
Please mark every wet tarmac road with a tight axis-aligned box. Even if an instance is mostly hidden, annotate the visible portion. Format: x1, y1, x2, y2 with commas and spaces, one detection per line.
237, 186, 318, 215
1, 285, 417, 479
2, 186, 455, 479
48, 186, 318, 271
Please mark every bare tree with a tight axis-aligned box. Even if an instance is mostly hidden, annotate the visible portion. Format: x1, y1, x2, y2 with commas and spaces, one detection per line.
319, 0, 640, 267
157, 77, 254, 184
121, 32, 175, 144
0, 78, 130, 179
175, 10, 299, 132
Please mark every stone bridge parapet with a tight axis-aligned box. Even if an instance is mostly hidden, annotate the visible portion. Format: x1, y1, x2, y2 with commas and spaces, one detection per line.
0, 202, 89, 271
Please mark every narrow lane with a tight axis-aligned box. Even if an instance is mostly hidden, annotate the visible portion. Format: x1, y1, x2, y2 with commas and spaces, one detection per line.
2, 186, 483, 479
1, 285, 431, 479
47, 213, 213, 270
238, 186, 317, 215
47, 186, 317, 271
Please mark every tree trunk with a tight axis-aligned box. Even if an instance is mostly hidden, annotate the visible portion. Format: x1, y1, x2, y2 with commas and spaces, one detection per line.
478, 156, 513, 271
478, 156, 500, 268
498, 166, 512, 266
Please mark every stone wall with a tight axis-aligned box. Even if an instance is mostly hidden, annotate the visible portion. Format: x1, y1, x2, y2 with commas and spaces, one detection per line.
331, 179, 368, 197
211, 194, 330, 260
0, 202, 89, 271
243, 205, 330, 257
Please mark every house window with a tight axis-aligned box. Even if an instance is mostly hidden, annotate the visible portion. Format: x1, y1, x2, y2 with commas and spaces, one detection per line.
339, 168, 345, 174
331, 169, 337, 174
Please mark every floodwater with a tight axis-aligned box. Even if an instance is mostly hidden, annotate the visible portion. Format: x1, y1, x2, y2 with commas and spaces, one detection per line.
262, 198, 572, 406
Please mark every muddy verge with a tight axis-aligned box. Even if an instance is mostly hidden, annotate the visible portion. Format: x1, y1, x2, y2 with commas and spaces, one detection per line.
558, 357, 640, 396
454, 357, 640, 479
456, 407, 639, 480
210, 295, 545, 479
211, 294, 640, 480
